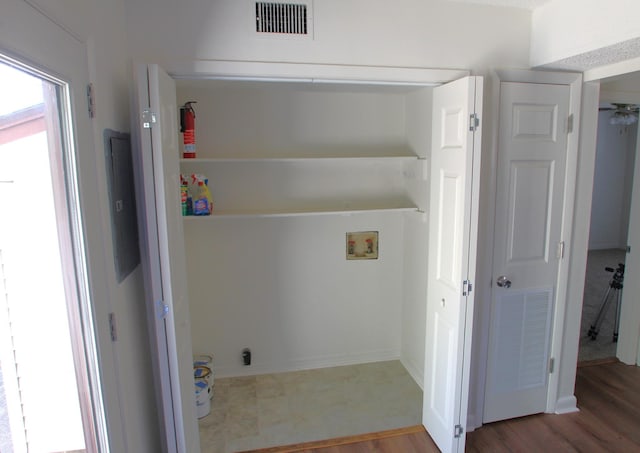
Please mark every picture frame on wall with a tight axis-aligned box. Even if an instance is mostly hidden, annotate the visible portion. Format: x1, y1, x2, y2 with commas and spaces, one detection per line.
346, 231, 379, 260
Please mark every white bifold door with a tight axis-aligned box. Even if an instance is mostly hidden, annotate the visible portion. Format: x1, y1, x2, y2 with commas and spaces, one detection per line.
423, 76, 483, 453
132, 64, 200, 453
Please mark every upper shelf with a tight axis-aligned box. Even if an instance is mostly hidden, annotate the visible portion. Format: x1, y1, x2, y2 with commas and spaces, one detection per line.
180, 156, 419, 164
169, 60, 469, 86
182, 204, 419, 220
179, 145, 421, 163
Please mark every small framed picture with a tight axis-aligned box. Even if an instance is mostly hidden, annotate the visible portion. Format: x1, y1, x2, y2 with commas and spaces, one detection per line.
346, 231, 378, 260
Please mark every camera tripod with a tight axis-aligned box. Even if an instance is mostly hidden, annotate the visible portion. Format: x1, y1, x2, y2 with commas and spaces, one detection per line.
587, 263, 625, 342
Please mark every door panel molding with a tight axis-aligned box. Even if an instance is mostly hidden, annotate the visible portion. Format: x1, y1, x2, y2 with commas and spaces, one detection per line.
512, 103, 559, 142
508, 160, 555, 264
437, 171, 462, 288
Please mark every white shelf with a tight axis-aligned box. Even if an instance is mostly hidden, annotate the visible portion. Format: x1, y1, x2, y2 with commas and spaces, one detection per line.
180, 157, 418, 164
180, 155, 419, 164
182, 205, 418, 219
178, 144, 420, 163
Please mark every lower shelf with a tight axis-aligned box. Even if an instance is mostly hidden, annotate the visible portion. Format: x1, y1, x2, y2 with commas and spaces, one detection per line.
182, 205, 419, 219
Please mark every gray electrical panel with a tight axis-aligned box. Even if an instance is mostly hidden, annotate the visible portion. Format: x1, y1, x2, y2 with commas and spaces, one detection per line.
104, 129, 140, 283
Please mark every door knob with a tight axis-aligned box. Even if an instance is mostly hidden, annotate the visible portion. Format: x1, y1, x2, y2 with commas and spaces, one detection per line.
496, 275, 512, 288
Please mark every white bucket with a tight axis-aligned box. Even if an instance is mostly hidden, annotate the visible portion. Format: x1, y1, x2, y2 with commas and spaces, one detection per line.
194, 355, 214, 399
195, 379, 210, 419
193, 354, 213, 369
194, 356, 214, 382
194, 365, 213, 400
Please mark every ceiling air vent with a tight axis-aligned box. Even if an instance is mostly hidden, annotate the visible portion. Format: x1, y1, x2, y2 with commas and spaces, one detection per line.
255, 1, 312, 37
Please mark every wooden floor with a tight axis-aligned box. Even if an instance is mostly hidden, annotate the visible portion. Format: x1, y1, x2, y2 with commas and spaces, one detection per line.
239, 426, 438, 453
467, 360, 640, 452
243, 361, 640, 452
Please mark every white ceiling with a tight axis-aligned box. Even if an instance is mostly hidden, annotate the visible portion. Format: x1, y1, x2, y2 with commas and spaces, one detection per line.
445, 0, 553, 10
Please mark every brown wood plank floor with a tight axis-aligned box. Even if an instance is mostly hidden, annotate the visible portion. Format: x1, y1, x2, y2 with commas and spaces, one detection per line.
466, 361, 640, 452
243, 361, 640, 452
239, 426, 439, 453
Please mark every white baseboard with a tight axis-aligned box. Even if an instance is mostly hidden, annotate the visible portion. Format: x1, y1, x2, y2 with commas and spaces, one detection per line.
588, 243, 626, 251
400, 356, 424, 391
554, 395, 579, 414
466, 414, 478, 432
214, 349, 401, 378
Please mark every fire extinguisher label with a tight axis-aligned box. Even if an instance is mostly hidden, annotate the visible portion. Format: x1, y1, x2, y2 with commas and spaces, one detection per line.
181, 101, 197, 159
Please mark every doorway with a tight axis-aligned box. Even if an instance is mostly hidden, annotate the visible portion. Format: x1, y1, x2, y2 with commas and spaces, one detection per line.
0, 57, 104, 453
578, 100, 638, 363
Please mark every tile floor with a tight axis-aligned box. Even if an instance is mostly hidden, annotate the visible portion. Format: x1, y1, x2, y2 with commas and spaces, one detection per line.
198, 360, 423, 453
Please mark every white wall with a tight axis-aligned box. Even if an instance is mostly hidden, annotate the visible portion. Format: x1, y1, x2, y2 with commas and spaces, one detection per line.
531, 0, 640, 67
600, 73, 640, 104
16, 1, 161, 452
186, 215, 404, 377
589, 111, 638, 250
124, 0, 531, 73
177, 82, 415, 377
401, 87, 433, 386
87, 4, 161, 452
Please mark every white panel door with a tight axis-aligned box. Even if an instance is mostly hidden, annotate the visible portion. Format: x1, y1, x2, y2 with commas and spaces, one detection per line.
423, 76, 482, 453
484, 82, 571, 423
132, 64, 200, 453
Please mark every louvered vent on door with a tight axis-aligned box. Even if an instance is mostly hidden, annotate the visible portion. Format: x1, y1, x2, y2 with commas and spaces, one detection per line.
255, 1, 311, 36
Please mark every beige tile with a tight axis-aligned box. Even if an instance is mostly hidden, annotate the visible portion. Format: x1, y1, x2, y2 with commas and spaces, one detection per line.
199, 360, 423, 452
256, 373, 286, 398
257, 421, 297, 448
199, 405, 226, 429
225, 406, 259, 443
199, 425, 225, 453
225, 435, 264, 453
228, 381, 257, 402
258, 395, 290, 427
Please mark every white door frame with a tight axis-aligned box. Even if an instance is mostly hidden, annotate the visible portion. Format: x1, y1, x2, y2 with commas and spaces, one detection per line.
595, 80, 640, 366
617, 123, 640, 364
472, 69, 583, 425
584, 63, 640, 367
0, 0, 116, 450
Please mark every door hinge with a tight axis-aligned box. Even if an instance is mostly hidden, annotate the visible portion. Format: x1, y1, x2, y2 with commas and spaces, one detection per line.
556, 241, 565, 260
142, 109, 157, 129
549, 357, 555, 374
87, 83, 95, 119
157, 300, 169, 319
454, 424, 464, 438
463, 280, 473, 296
469, 113, 480, 132
567, 114, 574, 134
627, 245, 631, 253
108, 312, 117, 342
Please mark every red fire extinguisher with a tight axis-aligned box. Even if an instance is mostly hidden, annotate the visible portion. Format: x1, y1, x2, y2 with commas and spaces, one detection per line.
180, 101, 197, 158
